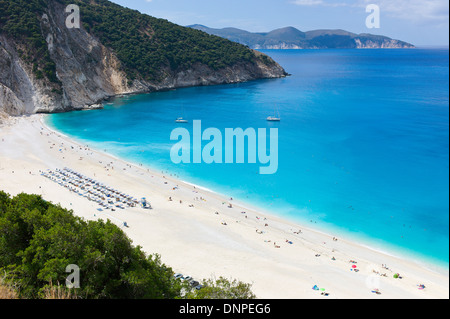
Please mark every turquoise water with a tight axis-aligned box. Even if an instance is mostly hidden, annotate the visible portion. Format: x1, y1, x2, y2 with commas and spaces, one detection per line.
48, 49, 449, 268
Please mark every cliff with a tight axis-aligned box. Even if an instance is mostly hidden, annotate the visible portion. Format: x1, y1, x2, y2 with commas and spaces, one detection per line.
0, 0, 287, 116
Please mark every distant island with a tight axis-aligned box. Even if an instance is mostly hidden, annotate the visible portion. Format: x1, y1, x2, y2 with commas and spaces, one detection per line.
188, 25, 415, 49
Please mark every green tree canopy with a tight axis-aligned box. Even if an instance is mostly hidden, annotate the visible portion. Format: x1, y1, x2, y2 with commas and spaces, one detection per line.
0, 191, 182, 298
0, 191, 256, 299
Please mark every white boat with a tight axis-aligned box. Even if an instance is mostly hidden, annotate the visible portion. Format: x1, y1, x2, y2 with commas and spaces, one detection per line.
176, 104, 188, 123
267, 104, 281, 122
175, 117, 188, 123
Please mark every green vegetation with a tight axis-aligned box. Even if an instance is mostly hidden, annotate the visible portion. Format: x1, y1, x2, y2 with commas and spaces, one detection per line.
0, 0, 60, 84
0, 191, 256, 299
309, 35, 357, 49
0, 0, 264, 84
0, 191, 180, 298
66, 0, 258, 81
185, 277, 256, 299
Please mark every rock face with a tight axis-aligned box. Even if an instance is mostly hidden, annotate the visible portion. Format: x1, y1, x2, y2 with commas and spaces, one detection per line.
0, 1, 287, 116
354, 38, 412, 49
0, 34, 44, 116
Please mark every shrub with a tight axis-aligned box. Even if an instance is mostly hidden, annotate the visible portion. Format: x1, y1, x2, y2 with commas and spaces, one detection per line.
0, 191, 182, 299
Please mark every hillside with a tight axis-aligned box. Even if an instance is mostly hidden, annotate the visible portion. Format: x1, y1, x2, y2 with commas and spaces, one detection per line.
188, 25, 415, 50
0, 0, 287, 116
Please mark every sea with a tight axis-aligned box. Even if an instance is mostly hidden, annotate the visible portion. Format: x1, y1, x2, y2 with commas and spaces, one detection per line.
47, 48, 449, 270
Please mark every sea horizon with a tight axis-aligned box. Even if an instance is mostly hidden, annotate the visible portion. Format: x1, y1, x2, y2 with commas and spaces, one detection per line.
47, 48, 450, 272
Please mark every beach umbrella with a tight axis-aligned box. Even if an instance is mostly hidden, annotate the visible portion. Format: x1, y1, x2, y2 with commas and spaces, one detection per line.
352, 265, 357, 269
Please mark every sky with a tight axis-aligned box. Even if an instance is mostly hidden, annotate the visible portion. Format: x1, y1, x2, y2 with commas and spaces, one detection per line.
109, 0, 449, 46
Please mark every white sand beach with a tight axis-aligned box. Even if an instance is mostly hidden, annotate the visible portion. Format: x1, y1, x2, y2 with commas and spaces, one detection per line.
0, 114, 448, 299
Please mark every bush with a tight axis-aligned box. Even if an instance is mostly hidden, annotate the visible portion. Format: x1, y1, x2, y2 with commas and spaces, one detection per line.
0, 191, 182, 299
186, 276, 256, 299
0, 191, 256, 299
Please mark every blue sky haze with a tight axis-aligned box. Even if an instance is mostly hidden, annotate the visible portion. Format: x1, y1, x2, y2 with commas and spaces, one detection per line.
109, 0, 449, 46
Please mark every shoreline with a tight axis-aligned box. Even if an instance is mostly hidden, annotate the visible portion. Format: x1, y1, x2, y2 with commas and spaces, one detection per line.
1, 114, 448, 299
44, 115, 449, 275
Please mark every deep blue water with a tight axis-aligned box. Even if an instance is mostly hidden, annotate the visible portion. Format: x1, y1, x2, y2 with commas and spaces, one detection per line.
48, 49, 449, 268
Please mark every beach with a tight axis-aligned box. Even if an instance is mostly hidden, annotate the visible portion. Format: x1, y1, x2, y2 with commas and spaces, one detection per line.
0, 114, 448, 299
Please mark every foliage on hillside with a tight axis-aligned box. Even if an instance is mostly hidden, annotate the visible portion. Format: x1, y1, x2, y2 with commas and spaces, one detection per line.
0, 0, 60, 84
185, 277, 256, 299
0, 0, 263, 85
66, 0, 258, 81
0, 191, 183, 298
0, 191, 256, 299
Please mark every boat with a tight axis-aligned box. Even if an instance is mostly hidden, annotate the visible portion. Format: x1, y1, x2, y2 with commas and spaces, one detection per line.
267, 104, 281, 121
175, 117, 188, 123
176, 104, 188, 123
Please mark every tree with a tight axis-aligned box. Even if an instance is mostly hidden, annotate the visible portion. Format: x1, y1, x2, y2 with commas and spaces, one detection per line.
0, 191, 256, 299
0, 192, 181, 299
